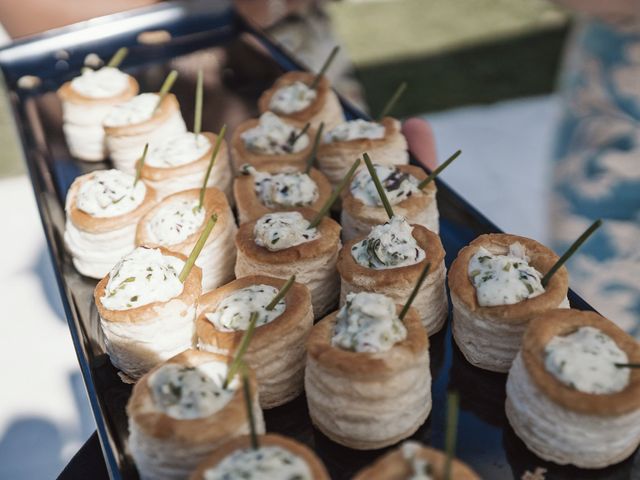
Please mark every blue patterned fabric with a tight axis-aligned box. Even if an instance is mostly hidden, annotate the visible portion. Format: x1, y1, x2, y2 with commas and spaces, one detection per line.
551, 20, 640, 338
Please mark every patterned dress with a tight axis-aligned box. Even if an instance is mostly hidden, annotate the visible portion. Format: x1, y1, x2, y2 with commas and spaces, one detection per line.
552, 19, 640, 338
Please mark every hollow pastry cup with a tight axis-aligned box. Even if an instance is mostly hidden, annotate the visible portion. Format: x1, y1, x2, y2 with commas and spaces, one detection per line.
104, 93, 187, 175
94, 248, 202, 380
197, 275, 313, 408
305, 305, 430, 450
257, 71, 344, 130
57, 74, 139, 161
233, 162, 333, 225
448, 233, 569, 373
352, 442, 480, 480
127, 349, 265, 480
230, 116, 317, 172
506, 309, 640, 469
190, 433, 330, 480
317, 117, 408, 188
234, 208, 341, 319
337, 224, 448, 335
140, 131, 233, 202
135, 188, 237, 293
341, 164, 438, 242
64, 173, 157, 279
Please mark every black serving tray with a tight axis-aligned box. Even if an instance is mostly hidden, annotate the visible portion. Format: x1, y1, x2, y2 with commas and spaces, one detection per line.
0, 2, 637, 479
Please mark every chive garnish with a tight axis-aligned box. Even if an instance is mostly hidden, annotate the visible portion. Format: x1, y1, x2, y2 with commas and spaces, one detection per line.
241, 364, 259, 450
305, 122, 324, 173
417, 150, 462, 190
107, 47, 128, 68
541, 219, 602, 287
133, 143, 149, 186
309, 46, 339, 90
399, 262, 431, 320
363, 152, 394, 219
308, 158, 361, 229
266, 275, 295, 311
178, 214, 218, 282
224, 311, 259, 388
288, 122, 311, 147
443, 391, 460, 480
153, 69, 178, 114
194, 68, 203, 138
199, 124, 227, 209
615, 363, 640, 369
378, 81, 407, 120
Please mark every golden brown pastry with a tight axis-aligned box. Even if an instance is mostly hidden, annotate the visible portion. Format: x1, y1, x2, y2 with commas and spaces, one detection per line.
135, 188, 237, 293
64, 168, 157, 279
94, 246, 202, 380
341, 163, 438, 241
337, 216, 448, 335
197, 275, 313, 408
506, 309, 640, 469
257, 71, 343, 130
127, 349, 265, 480
57, 67, 138, 161
352, 441, 480, 480
233, 162, 332, 224
305, 292, 430, 449
234, 208, 341, 319
448, 233, 569, 372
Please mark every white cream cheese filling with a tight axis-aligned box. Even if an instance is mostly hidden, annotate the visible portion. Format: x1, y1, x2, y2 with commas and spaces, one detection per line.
70, 66, 129, 98
103, 93, 159, 127
268, 80, 317, 115
350, 164, 420, 206
146, 131, 212, 168
241, 113, 309, 155
242, 164, 319, 208
76, 169, 145, 218
146, 199, 205, 246
253, 211, 319, 251
323, 119, 385, 143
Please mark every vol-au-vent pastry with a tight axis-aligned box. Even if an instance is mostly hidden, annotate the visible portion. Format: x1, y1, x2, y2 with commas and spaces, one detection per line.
506, 309, 640, 468
230, 112, 316, 172
233, 163, 332, 224
448, 234, 569, 373
135, 188, 237, 293
235, 208, 341, 319
353, 441, 480, 480
140, 131, 233, 201
305, 292, 431, 449
57, 66, 139, 161
64, 168, 157, 279
317, 118, 408, 188
103, 92, 187, 174
190, 433, 330, 480
257, 71, 344, 130
94, 246, 202, 380
341, 163, 438, 241
337, 216, 448, 335
197, 275, 313, 408
127, 349, 265, 480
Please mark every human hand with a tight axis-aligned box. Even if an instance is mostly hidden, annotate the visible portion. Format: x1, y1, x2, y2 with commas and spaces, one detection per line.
402, 117, 437, 170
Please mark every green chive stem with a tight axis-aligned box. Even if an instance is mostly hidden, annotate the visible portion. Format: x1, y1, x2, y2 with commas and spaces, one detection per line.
241, 364, 259, 450
615, 363, 640, 369
107, 47, 128, 68
418, 150, 462, 190
541, 219, 602, 287
199, 124, 227, 209
153, 69, 178, 114
224, 311, 259, 388
399, 262, 431, 320
444, 391, 460, 480
266, 275, 296, 311
308, 158, 360, 229
289, 122, 311, 147
178, 214, 218, 282
310, 46, 339, 90
363, 152, 394, 219
305, 122, 324, 173
194, 69, 203, 137
378, 81, 407, 120
133, 143, 149, 185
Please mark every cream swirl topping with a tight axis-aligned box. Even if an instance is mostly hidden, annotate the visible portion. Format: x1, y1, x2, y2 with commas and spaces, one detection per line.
146, 131, 212, 168
75, 169, 145, 218
350, 164, 420, 206
241, 113, 309, 155
203, 446, 312, 480
146, 199, 205, 246
70, 66, 129, 98
242, 165, 319, 208
205, 284, 286, 332
269, 80, 317, 114
103, 93, 159, 127
100, 247, 184, 311
253, 212, 319, 251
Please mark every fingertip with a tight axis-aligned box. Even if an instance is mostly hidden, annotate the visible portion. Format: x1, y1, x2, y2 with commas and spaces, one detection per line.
402, 117, 437, 170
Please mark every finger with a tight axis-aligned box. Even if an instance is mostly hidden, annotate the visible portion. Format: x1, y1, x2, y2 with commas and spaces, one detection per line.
402, 117, 437, 170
